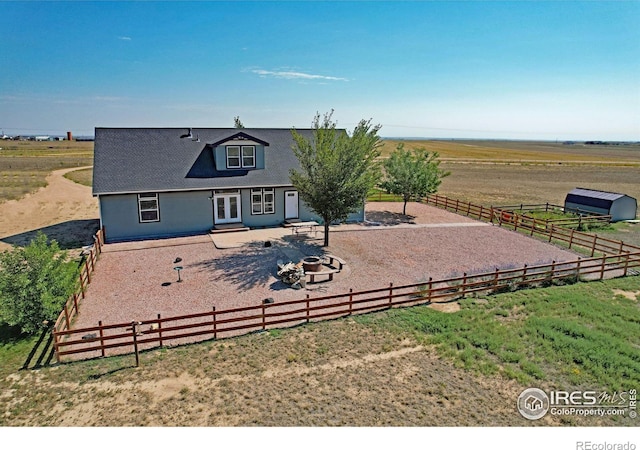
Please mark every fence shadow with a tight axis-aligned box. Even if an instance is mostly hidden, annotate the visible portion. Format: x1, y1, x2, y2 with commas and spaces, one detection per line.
1, 219, 100, 250
21, 326, 55, 370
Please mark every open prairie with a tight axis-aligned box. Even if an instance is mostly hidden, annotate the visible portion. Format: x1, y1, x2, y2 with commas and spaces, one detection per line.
0, 138, 638, 427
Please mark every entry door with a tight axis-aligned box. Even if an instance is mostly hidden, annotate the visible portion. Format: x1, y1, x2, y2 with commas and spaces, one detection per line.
285, 190, 299, 219
214, 193, 242, 224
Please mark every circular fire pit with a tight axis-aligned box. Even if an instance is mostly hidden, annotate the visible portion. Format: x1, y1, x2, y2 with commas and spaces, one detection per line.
302, 256, 322, 272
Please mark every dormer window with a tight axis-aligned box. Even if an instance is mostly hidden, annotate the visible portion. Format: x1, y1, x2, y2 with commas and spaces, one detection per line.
226, 145, 255, 169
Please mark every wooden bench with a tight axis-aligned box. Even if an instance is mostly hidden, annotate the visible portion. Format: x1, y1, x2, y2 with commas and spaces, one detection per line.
323, 254, 346, 271
305, 268, 339, 284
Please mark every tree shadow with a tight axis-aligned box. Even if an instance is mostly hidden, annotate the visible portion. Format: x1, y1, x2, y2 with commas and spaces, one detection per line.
191, 241, 288, 291
365, 210, 416, 225
192, 238, 327, 292
1, 219, 100, 250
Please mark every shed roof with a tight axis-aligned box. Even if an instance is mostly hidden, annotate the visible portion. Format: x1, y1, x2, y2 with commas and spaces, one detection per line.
92, 128, 316, 195
566, 188, 627, 202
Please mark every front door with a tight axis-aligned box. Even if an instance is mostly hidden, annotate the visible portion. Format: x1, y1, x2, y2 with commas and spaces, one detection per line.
285, 190, 299, 220
214, 192, 242, 224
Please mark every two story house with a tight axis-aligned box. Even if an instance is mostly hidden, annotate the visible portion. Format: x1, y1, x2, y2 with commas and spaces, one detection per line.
92, 127, 364, 242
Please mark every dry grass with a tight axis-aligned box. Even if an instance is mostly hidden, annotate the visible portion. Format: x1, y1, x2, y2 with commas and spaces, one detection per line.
0, 141, 93, 202
63, 167, 93, 187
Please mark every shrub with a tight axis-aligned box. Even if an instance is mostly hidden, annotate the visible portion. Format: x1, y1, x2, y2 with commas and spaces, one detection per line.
0, 232, 78, 334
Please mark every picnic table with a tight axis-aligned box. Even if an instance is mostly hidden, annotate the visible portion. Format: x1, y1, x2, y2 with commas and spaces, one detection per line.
289, 221, 320, 236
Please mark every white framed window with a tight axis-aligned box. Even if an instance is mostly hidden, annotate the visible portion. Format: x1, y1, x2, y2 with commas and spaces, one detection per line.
226, 145, 255, 169
263, 188, 274, 214
251, 188, 275, 215
226, 146, 241, 168
138, 193, 159, 223
242, 146, 256, 168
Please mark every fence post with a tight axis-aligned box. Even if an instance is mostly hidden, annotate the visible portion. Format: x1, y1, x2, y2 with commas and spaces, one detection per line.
462, 273, 467, 297
600, 254, 606, 280
89, 249, 95, 273
549, 260, 556, 283
64, 302, 70, 330
79, 271, 86, 298
98, 320, 105, 358
306, 294, 310, 323
211, 309, 215, 341
569, 228, 575, 249
53, 327, 61, 364
576, 257, 582, 282
73, 292, 78, 314
623, 252, 630, 277
85, 258, 91, 283
531, 217, 536, 236
479, 205, 484, 221
591, 234, 597, 257
388, 283, 393, 308
493, 268, 499, 291
466, 202, 471, 216
455, 199, 459, 212
427, 277, 433, 303
548, 224, 554, 243
490, 207, 494, 224
514, 214, 519, 232
522, 264, 528, 287
349, 289, 353, 315
262, 301, 266, 330
545, 202, 549, 212
131, 321, 141, 367
618, 241, 624, 262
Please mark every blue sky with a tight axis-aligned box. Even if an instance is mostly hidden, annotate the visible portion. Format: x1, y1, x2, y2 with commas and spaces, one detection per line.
1, 0, 639, 140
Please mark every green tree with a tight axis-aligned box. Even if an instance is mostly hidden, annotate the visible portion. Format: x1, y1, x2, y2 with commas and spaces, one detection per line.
380, 143, 450, 215
0, 232, 78, 334
290, 111, 382, 246
233, 116, 245, 128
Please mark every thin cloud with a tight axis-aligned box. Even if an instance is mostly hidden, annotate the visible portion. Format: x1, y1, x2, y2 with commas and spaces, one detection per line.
118, 36, 132, 41
251, 69, 348, 82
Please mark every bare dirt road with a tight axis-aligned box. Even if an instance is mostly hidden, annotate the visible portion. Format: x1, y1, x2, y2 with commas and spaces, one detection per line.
0, 166, 99, 251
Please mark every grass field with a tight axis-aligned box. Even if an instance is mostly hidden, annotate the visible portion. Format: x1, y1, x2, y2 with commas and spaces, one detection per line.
1, 276, 637, 426
0, 140, 93, 202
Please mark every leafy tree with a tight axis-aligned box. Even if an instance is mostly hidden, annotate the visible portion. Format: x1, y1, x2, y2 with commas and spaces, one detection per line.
233, 116, 245, 128
290, 111, 382, 246
380, 143, 450, 214
0, 232, 78, 334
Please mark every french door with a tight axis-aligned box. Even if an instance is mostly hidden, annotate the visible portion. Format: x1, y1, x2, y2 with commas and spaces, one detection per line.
213, 191, 242, 224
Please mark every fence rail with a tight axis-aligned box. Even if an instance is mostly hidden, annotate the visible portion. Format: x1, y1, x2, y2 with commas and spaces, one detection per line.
51, 195, 640, 364
52, 250, 640, 363
52, 228, 104, 334
422, 194, 639, 256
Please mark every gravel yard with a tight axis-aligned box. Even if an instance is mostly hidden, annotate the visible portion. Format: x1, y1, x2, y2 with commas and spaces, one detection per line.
73, 202, 579, 334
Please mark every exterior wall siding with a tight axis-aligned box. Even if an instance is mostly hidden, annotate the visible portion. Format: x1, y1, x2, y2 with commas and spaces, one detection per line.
100, 187, 365, 242
609, 197, 637, 221
100, 191, 214, 242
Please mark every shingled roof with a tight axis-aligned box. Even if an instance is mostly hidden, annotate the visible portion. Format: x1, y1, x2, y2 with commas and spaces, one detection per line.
92, 128, 315, 195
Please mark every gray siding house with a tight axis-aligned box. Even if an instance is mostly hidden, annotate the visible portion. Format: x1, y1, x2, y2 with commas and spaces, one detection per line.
92, 128, 364, 242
